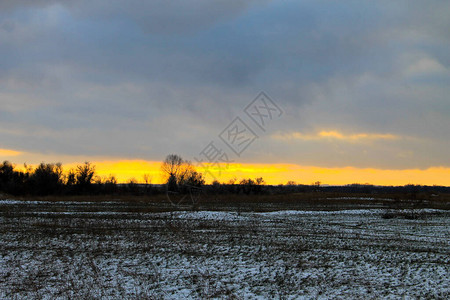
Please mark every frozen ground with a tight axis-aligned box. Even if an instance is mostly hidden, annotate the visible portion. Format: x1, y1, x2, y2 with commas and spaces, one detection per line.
0, 200, 449, 299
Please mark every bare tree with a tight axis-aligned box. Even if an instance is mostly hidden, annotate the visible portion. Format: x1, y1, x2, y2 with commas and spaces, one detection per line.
76, 162, 96, 192
143, 173, 152, 195
66, 169, 76, 186
104, 175, 118, 194
238, 177, 265, 195
161, 154, 205, 206
255, 177, 265, 185
161, 154, 184, 189
227, 177, 237, 185
161, 154, 203, 189
143, 174, 152, 186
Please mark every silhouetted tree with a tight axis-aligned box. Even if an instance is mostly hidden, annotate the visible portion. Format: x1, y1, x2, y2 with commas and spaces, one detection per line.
0, 161, 33, 195
29, 163, 63, 195
143, 173, 152, 194
76, 162, 96, 193
0, 161, 14, 191
161, 154, 204, 192
238, 177, 265, 194
126, 178, 140, 195
167, 174, 178, 192
239, 178, 254, 195
211, 179, 222, 194
254, 177, 265, 194
161, 154, 184, 184
66, 169, 76, 186
103, 175, 118, 194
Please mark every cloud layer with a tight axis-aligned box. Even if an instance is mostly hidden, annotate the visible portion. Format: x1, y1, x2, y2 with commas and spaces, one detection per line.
0, 0, 449, 170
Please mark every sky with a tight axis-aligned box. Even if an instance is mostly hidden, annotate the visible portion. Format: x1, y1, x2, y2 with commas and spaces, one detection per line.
0, 0, 449, 185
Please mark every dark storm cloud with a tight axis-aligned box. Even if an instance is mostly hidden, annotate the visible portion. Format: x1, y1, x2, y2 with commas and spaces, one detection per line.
0, 0, 449, 168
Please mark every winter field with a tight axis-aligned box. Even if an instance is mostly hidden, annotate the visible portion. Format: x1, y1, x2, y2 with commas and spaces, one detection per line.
0, 199, 449, 299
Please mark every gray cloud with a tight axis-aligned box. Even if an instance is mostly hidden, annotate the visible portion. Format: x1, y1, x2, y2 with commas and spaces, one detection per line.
0, 0, 449, 169
0, 0, 265, 34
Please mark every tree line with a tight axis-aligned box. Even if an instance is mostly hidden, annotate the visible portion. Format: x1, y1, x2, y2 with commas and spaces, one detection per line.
0, 161, 115, 196
0, 154, 266, 197
160, 154, 267, 195
1, 154, 448, 197
0, 154, 273, 197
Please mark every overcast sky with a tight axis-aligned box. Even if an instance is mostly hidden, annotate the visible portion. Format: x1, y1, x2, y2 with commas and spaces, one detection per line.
1, 0, 449, 171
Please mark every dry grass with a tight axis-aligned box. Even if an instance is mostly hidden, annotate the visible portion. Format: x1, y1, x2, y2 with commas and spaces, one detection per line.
1, 204, 448, 299
3, 191, 449, 213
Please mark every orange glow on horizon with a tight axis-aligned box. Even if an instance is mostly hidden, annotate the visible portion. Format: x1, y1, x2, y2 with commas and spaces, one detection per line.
64, 160, 162, 184
12, 160, 449, 186
198, 163, 450, 186
59, 160, 450, 186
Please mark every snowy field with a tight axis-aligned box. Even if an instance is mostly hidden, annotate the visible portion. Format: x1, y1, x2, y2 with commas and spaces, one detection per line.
0, 200, 449, 299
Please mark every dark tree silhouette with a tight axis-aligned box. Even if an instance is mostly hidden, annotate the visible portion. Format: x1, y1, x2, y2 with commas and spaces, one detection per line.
0, 161, 14, 191
238, 177, 265, 195
161, 154, 205, 192
161, 154, 184, 185
76, 162, 96, 193
29, 163, 63, 195
0, 161, 29, 195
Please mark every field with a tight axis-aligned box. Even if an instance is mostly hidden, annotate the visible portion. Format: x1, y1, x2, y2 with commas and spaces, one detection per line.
1, 198, 449, 299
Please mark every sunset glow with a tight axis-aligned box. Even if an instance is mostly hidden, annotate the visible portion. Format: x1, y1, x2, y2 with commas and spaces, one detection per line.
1, 1, 449, 187
273, 131, 400, 142
49, 160, 450, 186
2, 2, 450, 298
0, 149, 22, 156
